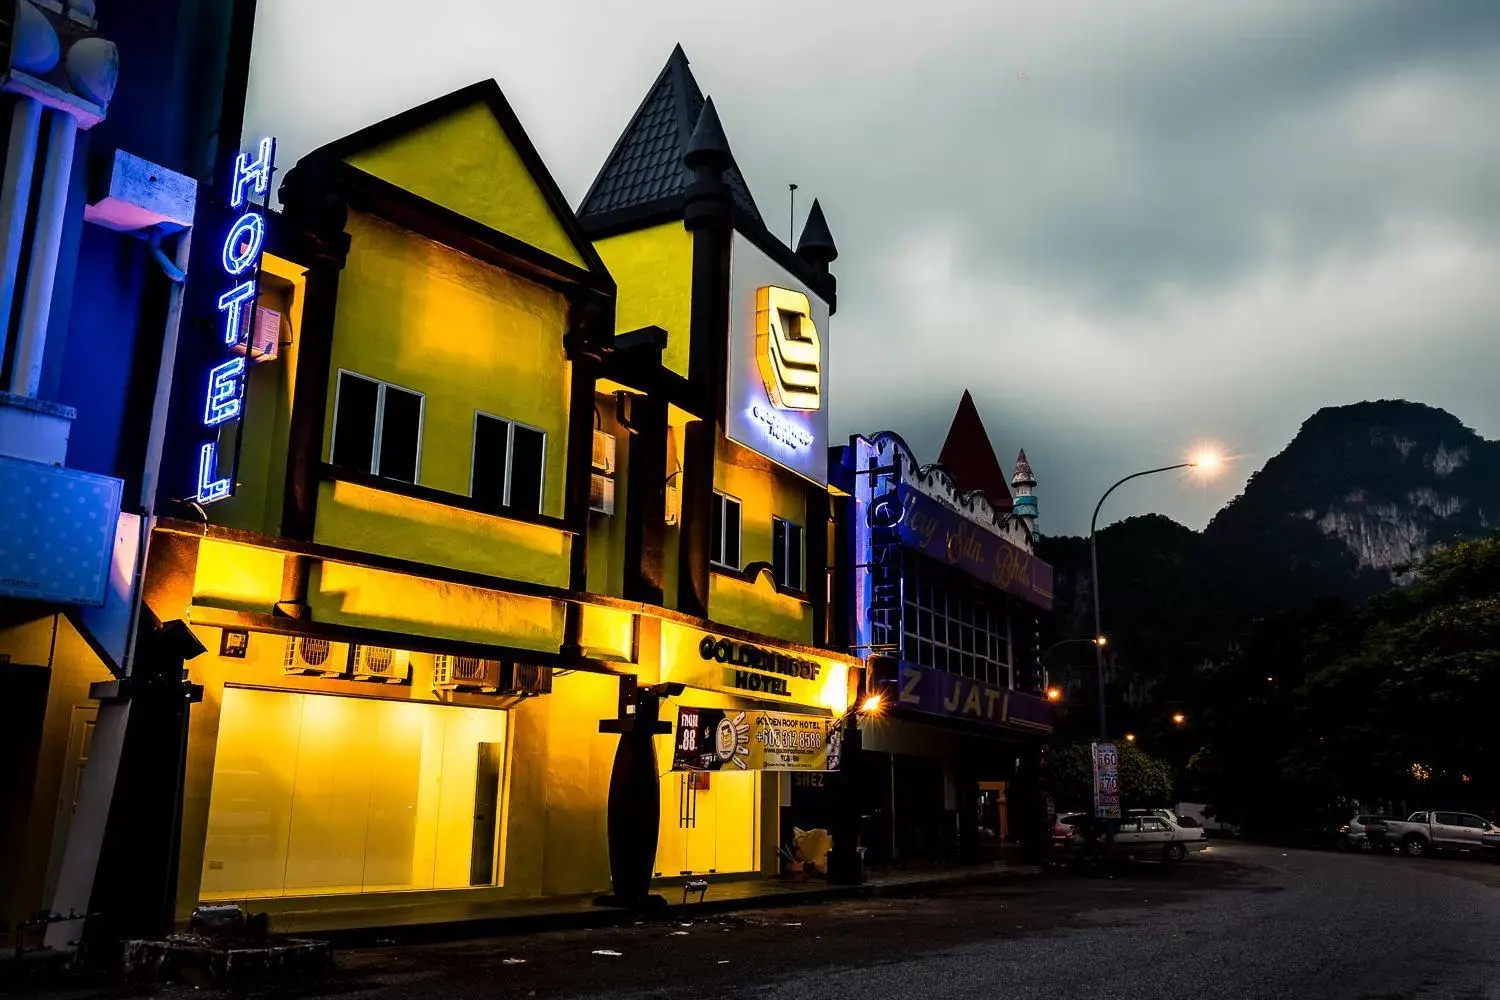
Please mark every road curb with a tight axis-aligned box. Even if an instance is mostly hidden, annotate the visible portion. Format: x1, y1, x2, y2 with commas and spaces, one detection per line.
311, 867, 1040, 949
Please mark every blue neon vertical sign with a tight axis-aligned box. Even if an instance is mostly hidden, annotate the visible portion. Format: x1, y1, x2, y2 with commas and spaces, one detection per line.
195, 137, 276, 504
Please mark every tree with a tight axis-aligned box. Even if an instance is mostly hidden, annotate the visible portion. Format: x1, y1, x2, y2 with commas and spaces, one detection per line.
1045, 741, 1174, 811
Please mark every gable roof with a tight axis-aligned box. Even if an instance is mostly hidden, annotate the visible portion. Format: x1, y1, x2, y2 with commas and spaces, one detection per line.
296, 79, 611, 290
577, 44, 763, 236
936, 390, 1015, 512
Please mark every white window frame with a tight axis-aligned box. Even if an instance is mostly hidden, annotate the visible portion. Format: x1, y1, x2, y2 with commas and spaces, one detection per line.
329, 369, 425, 481
772, 516, 805, 591
470, 411, 548, 513
710, 490, 743, 570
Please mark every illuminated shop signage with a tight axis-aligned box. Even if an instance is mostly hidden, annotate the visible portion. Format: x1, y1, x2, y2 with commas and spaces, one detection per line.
671, 706, 838, 772
195, 137, 277, 504
755, 285, 820, 411
725, 233, 829, 484
873, 659, 1053, 734
699, 634, 823, 698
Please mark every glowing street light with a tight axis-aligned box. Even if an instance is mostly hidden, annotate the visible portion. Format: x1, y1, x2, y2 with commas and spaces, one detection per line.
1172, 713, 1187, 725
1046, 687, 1063, 703
1125, 733, 1137, 743
860, 694, 884, 715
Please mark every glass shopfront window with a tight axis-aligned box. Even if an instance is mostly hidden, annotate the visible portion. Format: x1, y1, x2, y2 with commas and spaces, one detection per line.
200, 688, 508, 899
901, 556, 1013, 687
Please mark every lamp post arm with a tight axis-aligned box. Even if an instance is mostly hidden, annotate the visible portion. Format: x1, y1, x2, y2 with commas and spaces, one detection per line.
1088, 462, 1193, 741
1088, 464, 1194, 540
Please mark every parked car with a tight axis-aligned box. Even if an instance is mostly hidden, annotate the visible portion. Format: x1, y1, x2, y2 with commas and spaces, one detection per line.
1481, 829, 1499, 863
1367, 811, 1497, 857
1128, 808, 1181, 825
1056, 814, 1208, 862
1053, 812, 1088, 850
1337, 814, 1402, 852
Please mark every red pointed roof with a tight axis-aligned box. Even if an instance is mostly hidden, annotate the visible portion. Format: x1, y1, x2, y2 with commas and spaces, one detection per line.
936, 391, 1014, 511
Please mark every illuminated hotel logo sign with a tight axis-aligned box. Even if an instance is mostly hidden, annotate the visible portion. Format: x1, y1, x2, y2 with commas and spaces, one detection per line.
725, 234, 829, 484
755, 286, 820, 411
195, 137, 277, 504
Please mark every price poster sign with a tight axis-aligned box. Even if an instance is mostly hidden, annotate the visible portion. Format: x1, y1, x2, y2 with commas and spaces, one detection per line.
1092, 742, 1121, 819
672, 707, 835, 772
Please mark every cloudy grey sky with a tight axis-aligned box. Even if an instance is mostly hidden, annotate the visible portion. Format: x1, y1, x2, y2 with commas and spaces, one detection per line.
244, 1, 1500, 536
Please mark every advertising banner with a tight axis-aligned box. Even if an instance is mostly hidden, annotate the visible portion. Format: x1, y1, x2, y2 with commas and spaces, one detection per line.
1092, 742, 1121, 819
672, 706, 841, 772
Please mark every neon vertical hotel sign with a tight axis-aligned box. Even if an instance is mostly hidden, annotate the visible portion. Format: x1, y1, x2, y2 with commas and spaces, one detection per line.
195, 137, 276, 504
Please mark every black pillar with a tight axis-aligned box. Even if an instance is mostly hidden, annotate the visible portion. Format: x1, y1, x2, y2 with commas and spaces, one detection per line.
598, 678, 674, 909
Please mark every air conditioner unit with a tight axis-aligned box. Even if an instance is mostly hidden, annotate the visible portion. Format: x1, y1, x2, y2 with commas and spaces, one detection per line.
433, 654, 502, 692
249, 306, 281, 363
349, 644, 410, 684
504, 663, 553, 697
283, 636, 348, 677
589, 473, 615, 516
591, 429, 616, 475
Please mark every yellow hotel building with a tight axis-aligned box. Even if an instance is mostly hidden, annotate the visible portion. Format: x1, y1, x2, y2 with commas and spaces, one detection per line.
65, 47, 857, 932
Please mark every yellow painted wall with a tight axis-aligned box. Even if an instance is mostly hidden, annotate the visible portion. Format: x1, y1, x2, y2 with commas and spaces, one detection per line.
189, 536, 567, 652
313, 480, 572, 589
346, 101, 585, 269
593, 224, 694, 378
311, 561, 564, 653
710, 439, 812, 644
176, 626, 627, 920
326, 210, 572, 516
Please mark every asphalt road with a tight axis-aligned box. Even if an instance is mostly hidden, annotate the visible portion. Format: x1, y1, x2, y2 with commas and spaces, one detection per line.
77, 843, 1500, 1000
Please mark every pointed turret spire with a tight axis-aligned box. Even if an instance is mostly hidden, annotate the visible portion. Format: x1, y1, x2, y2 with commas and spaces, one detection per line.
577, 45, 762, 232
936, 391, 1014, 511
1011, 449, 1039, 534
685, 96, 731, 169
796, 198, 838, 270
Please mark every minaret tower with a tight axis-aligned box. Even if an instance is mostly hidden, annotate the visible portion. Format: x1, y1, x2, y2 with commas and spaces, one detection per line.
1011, 450, 1039, 536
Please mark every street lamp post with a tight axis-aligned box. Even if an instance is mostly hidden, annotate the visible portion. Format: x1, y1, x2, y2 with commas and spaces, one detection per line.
1089, 463, 1196, 741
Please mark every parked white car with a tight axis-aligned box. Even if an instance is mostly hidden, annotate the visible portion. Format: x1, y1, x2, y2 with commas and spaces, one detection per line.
1056, 814, 1209, 862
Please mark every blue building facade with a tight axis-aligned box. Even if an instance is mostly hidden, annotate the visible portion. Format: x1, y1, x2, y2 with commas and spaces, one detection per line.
0, 0, 258, 944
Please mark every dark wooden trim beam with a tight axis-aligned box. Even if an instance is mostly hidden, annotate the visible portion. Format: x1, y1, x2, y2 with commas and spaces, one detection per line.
320, 462, 576, 535
621, 394, 667, 604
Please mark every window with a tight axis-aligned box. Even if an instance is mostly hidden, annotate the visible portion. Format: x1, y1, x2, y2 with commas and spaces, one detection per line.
772, 517, 804, 591
331, 371, 423, 483
1141, 817, 1168, 832
471, 413, 546, 515
1435, 812, 1463, 827
901, 556, 1013, 687
709, 492, 741, 569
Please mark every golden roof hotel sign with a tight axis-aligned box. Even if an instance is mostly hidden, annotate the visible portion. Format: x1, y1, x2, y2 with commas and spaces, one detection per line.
726, 233, 830, 484
659, 621, 849, 712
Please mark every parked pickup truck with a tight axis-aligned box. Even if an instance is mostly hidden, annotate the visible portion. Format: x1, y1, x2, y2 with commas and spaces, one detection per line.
1367, 811, 1497, 857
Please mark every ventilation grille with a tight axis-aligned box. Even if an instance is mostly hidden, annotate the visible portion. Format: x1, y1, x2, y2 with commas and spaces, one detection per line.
283, 636, 346, 677
350, 645, 410, 684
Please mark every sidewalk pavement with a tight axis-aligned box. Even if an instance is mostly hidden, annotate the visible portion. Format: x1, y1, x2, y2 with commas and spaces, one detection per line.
278, 859, 1039, 947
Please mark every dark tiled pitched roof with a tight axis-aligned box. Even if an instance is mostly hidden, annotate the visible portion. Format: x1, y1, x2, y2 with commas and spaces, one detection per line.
578, 44, 762, 231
